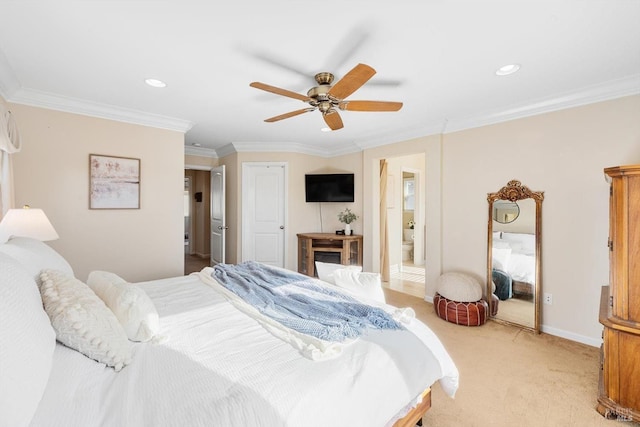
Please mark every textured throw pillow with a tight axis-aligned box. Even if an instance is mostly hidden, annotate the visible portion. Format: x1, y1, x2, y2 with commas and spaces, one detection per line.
315, 261, 362, 285
435, 272, 483, 303
0, 252, 56, 427
39, 269, 132, 371
0, 236, 74, 282
332, 269, 386, 303
87, 270, 160, 342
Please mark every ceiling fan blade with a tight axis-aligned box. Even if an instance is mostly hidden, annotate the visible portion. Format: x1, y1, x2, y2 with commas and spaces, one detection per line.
323, 110, 344, 130
339, 100, 403, 112
264, 108, 315, 123
328, 63, 376, 100
250, 82, 312, 102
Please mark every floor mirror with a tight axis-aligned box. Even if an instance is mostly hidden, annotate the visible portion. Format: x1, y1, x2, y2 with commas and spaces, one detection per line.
487, 180, 544, 332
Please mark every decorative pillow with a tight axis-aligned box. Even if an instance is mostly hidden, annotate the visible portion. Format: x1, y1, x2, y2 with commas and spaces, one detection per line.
315, 261, 362, 285
39, 269, 132, 371
435, 272, 483, 303
0, 252, 56, 427
0, 237, 74, 282
87, 270, 160, 342
332, 269, 386, 303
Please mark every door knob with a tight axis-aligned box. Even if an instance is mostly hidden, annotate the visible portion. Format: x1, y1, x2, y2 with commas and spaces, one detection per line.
280, 225, 285, 229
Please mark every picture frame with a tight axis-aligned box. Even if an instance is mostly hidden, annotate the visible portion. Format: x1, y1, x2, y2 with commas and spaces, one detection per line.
89, 154, 140, 209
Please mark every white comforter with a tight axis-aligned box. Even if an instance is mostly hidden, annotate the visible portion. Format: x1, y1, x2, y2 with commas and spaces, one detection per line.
30, 271, 458, 427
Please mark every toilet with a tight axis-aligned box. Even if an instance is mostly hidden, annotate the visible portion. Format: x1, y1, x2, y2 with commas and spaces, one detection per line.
402, 229, 414, 262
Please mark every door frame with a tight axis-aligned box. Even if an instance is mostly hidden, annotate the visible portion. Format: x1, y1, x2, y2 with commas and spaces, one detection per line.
241, 161, 288, 268
210, 165, 226, 266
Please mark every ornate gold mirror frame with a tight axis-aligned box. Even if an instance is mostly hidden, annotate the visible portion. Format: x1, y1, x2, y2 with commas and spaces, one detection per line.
487, 180, 544, 333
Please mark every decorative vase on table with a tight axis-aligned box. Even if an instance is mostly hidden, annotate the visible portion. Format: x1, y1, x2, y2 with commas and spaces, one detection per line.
344, 223, 351, 235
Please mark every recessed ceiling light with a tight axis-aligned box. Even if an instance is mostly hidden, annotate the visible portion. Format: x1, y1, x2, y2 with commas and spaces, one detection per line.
321, 127, 332, 132
145, 78, 167, 88
495, 64, 521, 76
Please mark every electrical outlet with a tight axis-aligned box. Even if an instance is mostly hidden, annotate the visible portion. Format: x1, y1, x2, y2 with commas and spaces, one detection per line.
544, 293, 552, 305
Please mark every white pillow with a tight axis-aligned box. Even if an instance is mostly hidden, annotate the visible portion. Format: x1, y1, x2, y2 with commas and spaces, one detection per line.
332, 268, 386, 303
0, 237, 74, 282
87, 271, 160, 342
0, 253, 56, 427
435, 272, 483, 302
39, 269, 132, 371
315, 261, 362, 285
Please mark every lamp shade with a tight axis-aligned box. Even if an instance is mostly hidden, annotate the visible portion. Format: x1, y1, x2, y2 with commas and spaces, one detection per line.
0, 207, 59, 243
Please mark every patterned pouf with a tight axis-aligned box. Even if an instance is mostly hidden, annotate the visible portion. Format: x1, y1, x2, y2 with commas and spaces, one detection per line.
433, 293, 489, 326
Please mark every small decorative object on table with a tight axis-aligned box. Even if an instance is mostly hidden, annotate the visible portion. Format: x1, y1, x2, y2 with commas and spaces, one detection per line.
337, 208, 358, 236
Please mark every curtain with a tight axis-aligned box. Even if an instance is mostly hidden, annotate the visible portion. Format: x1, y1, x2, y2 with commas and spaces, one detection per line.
379, 159, 390, 282
0, 104, 21, 216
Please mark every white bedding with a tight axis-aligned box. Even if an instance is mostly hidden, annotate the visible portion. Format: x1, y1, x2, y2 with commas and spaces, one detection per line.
30, 271, 459, 427
493, 232, 536, 286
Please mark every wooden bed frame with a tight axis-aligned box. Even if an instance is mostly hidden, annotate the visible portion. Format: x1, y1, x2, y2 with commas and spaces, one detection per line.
393, 388, 431, 427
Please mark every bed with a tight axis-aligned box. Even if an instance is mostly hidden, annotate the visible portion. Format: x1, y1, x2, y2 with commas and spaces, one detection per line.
0, 237, 459, 427
492, 231, 536, 298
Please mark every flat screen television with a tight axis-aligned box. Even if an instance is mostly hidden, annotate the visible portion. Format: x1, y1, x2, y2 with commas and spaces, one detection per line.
305, 173, 354, 203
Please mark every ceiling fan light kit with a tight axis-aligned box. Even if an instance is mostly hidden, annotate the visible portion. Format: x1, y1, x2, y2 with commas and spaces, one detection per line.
250, 63, 403, 131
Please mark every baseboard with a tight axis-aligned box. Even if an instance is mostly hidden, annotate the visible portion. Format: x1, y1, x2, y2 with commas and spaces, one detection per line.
420, 295, 602, 347
541, 325, 602, 348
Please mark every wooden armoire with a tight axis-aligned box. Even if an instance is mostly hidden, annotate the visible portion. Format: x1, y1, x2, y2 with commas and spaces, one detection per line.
597, 165, 640, 422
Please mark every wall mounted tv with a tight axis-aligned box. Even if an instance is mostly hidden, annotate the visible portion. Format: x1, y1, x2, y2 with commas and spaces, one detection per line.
305, 173, 354, 203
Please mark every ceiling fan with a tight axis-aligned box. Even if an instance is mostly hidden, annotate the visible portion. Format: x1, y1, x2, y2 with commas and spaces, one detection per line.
249, 63, 403, 131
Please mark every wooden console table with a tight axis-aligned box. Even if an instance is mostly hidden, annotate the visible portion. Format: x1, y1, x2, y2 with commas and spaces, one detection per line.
297, 233, 363, 277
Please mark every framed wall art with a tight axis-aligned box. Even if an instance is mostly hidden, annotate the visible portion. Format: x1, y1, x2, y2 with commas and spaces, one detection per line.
89, 154, 140, 209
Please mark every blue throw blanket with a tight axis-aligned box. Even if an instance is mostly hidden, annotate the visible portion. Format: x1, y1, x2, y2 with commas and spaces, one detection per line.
212, 261, 402, 342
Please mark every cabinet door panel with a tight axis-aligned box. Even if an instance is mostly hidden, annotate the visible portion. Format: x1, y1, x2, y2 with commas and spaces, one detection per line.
619, 331, 640, 409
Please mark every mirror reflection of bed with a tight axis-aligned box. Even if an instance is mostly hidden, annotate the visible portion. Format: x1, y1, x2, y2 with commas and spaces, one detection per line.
487, 182, 544, 332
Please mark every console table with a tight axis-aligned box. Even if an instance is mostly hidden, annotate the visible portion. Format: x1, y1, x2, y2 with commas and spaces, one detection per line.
297, 233, 363, 277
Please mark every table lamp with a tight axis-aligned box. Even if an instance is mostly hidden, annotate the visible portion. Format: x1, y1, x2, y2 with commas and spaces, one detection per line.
0, 205, 59, 243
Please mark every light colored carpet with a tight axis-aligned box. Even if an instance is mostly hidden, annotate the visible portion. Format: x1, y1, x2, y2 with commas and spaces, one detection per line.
382, 288, 638, 427
495, 296, 535, 328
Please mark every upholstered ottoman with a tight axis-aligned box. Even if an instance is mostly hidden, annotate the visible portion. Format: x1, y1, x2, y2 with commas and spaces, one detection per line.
434, 272, 488, 326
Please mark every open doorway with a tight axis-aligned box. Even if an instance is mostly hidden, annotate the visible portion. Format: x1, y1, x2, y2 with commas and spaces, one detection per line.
381, 155, 425, 298
184, 168, 212, 274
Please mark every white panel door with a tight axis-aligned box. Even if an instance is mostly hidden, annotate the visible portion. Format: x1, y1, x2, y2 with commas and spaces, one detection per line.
242, 163, 287, 267
210, 165, 226, 266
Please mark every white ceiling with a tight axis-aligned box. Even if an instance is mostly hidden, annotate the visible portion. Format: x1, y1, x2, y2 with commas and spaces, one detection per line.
0, 1, 638, 158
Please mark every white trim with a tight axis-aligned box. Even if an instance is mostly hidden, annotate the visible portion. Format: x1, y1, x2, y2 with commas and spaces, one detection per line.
185, 164, 213, 172
7, 87, 193, 133
541, 324, 601, 348
185, 145, 218, 158
422, 295, 602, 347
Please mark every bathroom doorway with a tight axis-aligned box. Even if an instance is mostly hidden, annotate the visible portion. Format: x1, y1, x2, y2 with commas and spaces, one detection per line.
382, 155, 425, 298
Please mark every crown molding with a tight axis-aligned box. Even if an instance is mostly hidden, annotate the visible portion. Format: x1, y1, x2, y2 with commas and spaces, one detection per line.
184, 144, 218, 158
213, 141, 362, 158
444, 74, 640, 134
7, 87, 194, 133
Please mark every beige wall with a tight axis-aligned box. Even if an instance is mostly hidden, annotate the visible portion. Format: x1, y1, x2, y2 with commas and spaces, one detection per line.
7, 102, 185, 282
219, 151, 363, 270
440, 95, 640, 344
358, 95, 639, 345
